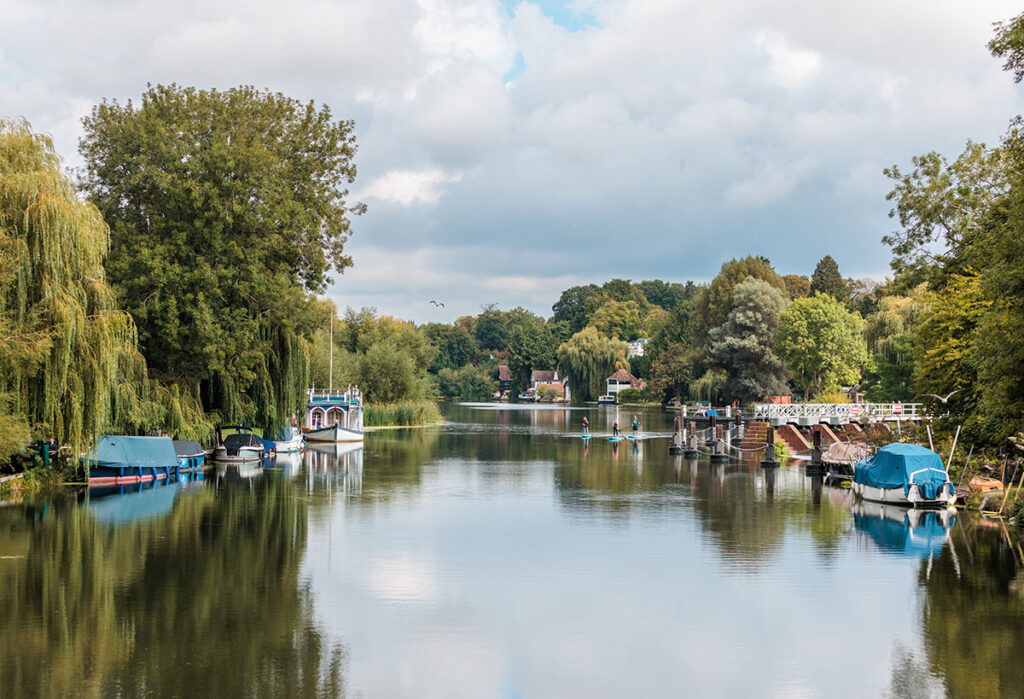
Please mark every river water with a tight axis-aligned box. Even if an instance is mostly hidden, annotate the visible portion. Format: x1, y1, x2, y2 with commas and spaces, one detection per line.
1, 403, 1023, 698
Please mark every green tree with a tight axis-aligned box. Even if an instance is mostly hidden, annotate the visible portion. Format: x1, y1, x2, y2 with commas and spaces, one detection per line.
647, 343, 696, 402
636, 279, 697, 310
422, 323, 479, 372
776, 293, 868, 399
708, 278, 789, 403
508, 321, 558, 391
556, 327, 628, 402
475, 304, 510, 350
435, 365, 495, 401
0, 119, 207, 458
551, 284, 604, 334
692, 256, 786, 342
809, 255, 847, 301
79, 84, 363, 432
861, 290, 925, 401
588, 299, 644, 340
356, 340, 427, 403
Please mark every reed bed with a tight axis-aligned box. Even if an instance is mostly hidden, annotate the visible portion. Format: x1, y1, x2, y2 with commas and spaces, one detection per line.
364, 400, 442, 427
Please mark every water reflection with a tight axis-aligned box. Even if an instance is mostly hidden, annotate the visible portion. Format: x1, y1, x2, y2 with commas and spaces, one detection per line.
0, 404, 1022, 697
0, 471, 344, 697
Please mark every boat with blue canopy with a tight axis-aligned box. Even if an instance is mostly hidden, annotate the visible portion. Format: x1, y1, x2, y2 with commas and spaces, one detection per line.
852, 442, 955, 507
88, 435, 180, 487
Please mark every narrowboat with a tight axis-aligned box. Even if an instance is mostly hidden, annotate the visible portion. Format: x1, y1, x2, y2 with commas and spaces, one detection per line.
304, 386, 364, 442
88, 435, 180, 487
852, 443, 955, 508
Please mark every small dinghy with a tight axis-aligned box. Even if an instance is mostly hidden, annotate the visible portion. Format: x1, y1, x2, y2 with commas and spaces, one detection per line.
852, 443, 955, 508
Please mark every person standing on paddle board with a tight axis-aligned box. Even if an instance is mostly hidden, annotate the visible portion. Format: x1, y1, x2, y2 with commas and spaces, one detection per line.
631, 415, 639, 436
582, 416, 589, 434
612, 419, 620, 437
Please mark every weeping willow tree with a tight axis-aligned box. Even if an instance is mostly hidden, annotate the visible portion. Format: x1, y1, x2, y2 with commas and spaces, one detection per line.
0, 119, 209, 460
80, 85, 363, 432
556, 326, 628, 402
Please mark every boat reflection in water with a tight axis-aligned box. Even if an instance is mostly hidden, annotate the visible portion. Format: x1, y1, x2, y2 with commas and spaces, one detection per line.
272, 450, 304, 480
853, 499, 954, 560
87, 471, 205, 527
303, 442, 363, 495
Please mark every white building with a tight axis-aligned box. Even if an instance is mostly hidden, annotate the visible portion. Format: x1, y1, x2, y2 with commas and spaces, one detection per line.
627, 338, 650, 358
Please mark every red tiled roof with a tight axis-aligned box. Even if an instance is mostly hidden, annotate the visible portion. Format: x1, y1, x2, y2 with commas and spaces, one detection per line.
498, 365, 512, 381
607, 369, 638, 383
531, 370, 558, 382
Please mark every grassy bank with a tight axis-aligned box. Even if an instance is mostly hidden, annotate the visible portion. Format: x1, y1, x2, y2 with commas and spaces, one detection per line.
364, 400, 442, 427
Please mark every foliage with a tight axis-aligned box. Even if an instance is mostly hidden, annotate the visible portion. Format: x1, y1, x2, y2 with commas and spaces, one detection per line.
809, 255, 847, 301
692, 256, 787, 341
356, 340, 429, 404
0, 118, 209, 458
636, 279, 698, 310
707, 278, 789, 404
690, 368, 727, 402
435, 365, 496, 402
588, 299, 646, 340
782, 274, 810, 299
475, 304, 511, 350
507, 318, 558, 390
79, 84, 362, 433
776, 293, 867, 400
629, 354, 651, 380
556, 327, 628, 403
647, 343, 697, 402
422, 322, 479, 372
862, 290, 926, 401
615, 388, 644, 404
363, 400, 441, 427
551, 284, 604, 334
989, 11, 1024, 83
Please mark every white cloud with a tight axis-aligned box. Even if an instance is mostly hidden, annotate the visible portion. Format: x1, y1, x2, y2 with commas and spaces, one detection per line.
3, 0, 1024, 321
358, 168, 464, 206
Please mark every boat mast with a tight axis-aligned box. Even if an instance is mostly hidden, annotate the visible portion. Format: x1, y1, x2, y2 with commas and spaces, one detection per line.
329, 300, 334, 393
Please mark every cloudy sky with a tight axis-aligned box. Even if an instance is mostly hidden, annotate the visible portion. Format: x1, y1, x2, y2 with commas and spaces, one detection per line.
3, 0, 1023, 322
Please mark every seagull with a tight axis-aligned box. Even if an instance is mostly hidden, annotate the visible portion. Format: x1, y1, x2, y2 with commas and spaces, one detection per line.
429, 300, 445, 308
924, 388, 963, 404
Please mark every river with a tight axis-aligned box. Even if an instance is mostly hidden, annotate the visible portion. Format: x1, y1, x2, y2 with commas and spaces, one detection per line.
0, 403, 1022, 697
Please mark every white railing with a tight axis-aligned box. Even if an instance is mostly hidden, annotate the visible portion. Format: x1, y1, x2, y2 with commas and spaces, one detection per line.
753, 403, 923, 423
308, 385, 362, 404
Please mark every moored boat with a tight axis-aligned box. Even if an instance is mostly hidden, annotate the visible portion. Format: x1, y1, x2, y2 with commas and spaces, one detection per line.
213, 431, 265, 463
273, 425, 304, 453
304, 386, 364, 442
173, 440, 206, 472
597, 394, 616, 405
851, 443, 955, 508
88, 435, 180, 487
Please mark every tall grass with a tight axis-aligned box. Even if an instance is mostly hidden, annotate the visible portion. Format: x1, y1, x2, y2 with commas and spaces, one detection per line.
364, 400, 442, 427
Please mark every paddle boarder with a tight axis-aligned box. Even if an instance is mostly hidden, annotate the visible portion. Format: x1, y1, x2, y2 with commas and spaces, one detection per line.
632, 415, 639, 436
582, 416, 589, 434
612, 419, 620, 437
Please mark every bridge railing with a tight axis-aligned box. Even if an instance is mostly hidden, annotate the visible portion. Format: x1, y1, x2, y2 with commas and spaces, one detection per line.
752, 403, 923, 424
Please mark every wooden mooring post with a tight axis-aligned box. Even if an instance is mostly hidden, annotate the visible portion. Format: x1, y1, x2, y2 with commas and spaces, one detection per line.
806, 428, 823, 475
760, 426, 778, 468
710, 423, 728, 462
684, 420, 699, 458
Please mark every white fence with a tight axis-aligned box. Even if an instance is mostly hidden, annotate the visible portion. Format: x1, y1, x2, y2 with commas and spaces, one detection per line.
752, 403, 924, 426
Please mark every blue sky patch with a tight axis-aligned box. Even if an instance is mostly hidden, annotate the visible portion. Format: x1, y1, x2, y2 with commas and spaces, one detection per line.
501, 0, 599, 32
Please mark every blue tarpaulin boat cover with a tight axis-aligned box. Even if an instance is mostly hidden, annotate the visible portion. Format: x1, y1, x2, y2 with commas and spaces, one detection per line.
91, 436, 179, 469
853, 443, 953, 499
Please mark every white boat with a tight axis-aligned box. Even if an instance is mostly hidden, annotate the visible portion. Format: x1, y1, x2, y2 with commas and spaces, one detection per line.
213, 431, 265, 463
597, 394, 616, 405
851, 443, 955, 508
304, 422, 364, 443
304, 385, 364, 442
274, 425, 304, 453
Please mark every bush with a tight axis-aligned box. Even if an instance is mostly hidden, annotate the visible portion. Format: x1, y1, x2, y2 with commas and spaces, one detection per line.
434, 365, 496, 401
616, 388, 644, 404
364, 400, 442, 427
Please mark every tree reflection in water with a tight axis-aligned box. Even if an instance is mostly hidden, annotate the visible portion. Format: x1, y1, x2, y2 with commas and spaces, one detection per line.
0, 474, 345, 697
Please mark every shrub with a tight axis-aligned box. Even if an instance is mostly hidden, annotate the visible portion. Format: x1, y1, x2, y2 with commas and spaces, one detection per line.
616, 388, 644, 404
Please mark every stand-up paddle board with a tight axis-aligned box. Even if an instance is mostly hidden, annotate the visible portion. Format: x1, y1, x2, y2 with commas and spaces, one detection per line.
581, 434, 591, 440
627, 434, 639, 440
609, 436, 623, 442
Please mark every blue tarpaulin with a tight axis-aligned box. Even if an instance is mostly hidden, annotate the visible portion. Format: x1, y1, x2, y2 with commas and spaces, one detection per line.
853, 443, 953, 499
91, 436, 179, 469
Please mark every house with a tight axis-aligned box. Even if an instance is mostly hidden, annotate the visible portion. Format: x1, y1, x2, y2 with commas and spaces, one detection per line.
529, 369, 570, 401
606, 369, 643, 397
497, 365, 513, 397
627, 338, 650, 358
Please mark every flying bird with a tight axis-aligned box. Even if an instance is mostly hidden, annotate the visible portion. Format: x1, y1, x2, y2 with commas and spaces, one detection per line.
429, 300, 445, 308
924, 389, 963, 403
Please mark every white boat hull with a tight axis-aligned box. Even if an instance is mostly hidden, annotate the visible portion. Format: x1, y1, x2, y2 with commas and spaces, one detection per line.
273, 435, 304, 453
851, 480, 955, 508
212, 446, 264, 463
304, 424, 364, 443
